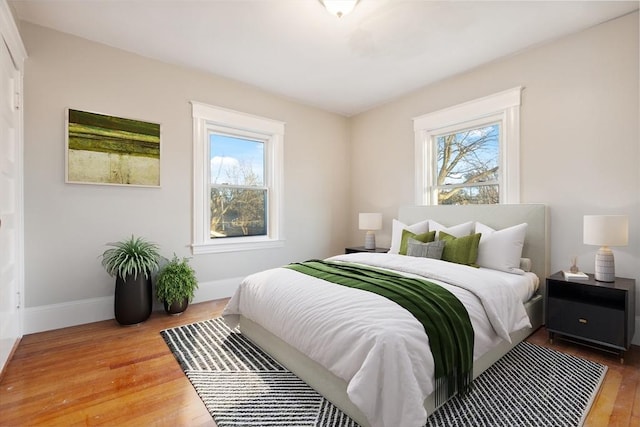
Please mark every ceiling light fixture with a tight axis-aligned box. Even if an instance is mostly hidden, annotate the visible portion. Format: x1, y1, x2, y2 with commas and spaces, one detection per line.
320, 0, 359, 18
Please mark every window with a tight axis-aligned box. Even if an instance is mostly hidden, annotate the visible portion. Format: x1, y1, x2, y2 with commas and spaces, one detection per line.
192, 102, 284, 254
413, 87, 521, 205
210, 134, 266, 238
434, 122, 500, 205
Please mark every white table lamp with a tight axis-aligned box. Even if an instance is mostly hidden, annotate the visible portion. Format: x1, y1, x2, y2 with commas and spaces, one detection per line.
359, 213, 382, 250
583, 215, 628, 282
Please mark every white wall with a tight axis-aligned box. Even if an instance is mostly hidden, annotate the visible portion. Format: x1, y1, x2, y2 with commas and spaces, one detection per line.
21, 22, 350, 330
349, 12, 640, 343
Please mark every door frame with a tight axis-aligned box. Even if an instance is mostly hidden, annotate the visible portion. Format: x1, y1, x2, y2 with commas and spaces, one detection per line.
0, 0, 27, 376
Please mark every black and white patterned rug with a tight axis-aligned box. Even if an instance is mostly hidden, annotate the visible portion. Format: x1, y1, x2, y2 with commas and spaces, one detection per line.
161, 318, 607, 427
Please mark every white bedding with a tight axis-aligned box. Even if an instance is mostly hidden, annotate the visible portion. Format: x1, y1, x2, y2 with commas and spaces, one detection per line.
223, 253, 535, 427
478, 267, 539, 303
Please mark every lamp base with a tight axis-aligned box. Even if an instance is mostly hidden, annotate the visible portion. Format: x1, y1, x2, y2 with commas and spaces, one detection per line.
594, 246, 615, 282
364, 231, 376, 250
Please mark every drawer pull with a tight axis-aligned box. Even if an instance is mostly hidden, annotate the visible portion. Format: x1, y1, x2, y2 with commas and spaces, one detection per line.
578, 318, 588, 324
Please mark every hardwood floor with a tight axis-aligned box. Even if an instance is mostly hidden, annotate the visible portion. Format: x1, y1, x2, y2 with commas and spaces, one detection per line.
528, 327, 640, 427
1, 299, 638, 426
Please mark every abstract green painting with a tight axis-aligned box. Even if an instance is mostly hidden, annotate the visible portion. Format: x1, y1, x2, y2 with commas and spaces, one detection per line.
66, 109, 161, 186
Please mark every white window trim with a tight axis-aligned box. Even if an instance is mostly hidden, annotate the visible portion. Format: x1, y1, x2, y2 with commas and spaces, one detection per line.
191, 101, 285, 254
413, 87, 522, 205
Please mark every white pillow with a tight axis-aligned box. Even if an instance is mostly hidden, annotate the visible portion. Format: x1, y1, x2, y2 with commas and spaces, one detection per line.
475, 222, 528, 274
388, 218, 430, 254
429, 220, 474, 239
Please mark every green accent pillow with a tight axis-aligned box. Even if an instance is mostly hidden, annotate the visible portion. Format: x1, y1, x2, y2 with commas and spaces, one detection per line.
400, 229, 435, 255
440, 231, 482, 267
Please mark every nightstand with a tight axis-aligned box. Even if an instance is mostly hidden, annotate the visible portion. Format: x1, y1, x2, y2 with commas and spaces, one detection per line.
545, 271, 636, 363
345, 246, 389, 254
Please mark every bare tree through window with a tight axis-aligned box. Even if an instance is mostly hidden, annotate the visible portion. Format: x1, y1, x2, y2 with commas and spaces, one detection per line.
209, 134, 267, 238
435, 124, 499, 205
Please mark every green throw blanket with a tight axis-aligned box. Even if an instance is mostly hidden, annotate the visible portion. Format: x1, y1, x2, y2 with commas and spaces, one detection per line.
285, 259, 474, 405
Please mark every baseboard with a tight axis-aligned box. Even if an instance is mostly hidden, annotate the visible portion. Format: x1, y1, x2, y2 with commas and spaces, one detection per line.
0, 336, 22, 382
191, 276, 241, 305
24, 296, 114, 335
24, 277, 242, 334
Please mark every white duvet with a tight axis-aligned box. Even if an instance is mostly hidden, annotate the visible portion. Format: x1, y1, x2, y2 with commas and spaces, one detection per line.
223, 253, 534, 427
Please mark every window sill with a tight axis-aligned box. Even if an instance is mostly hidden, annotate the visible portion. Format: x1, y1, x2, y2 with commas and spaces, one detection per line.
191, 238, 285, 254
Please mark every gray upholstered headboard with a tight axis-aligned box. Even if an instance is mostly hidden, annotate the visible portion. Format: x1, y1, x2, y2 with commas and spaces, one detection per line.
398, 204, 549, 286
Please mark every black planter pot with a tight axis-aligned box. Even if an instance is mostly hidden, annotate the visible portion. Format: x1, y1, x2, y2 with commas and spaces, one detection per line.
114, 273, 152, 325
164, 299, 189, 316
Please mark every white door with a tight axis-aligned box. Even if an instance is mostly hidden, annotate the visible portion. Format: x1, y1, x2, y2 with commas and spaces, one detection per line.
0, 5, 26, 372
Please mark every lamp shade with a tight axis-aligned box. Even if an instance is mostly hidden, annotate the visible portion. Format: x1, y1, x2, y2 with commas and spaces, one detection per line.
583, 215, 628, 247
359, 213, 382, 231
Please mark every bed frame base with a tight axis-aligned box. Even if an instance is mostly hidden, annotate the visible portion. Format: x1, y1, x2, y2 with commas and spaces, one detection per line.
239, 294, 543, 427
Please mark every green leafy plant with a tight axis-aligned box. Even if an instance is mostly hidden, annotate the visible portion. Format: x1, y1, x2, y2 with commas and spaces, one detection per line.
101, 235, 161, 279
156, 255, 198, 306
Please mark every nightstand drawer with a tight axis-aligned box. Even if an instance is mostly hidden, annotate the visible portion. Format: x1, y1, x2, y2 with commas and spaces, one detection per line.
547, 298, 625, 347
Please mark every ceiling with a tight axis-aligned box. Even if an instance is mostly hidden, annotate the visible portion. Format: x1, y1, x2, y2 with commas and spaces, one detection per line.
10, 0, 639, 116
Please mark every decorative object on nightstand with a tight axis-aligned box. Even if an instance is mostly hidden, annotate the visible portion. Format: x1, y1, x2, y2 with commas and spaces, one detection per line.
546, 271, 636, 363
562, 256, 588, 279
583, 215, 628, 282
359, 212, 382, 250
569, 256, 579, 273
562, 270, 588, 280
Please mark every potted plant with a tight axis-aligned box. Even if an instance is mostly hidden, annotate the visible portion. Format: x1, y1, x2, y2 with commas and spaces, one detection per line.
156, 254, 198, 315
101, 235, 160, 325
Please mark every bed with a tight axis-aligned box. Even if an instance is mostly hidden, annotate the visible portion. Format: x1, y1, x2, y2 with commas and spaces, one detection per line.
223, 204, 549, 427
